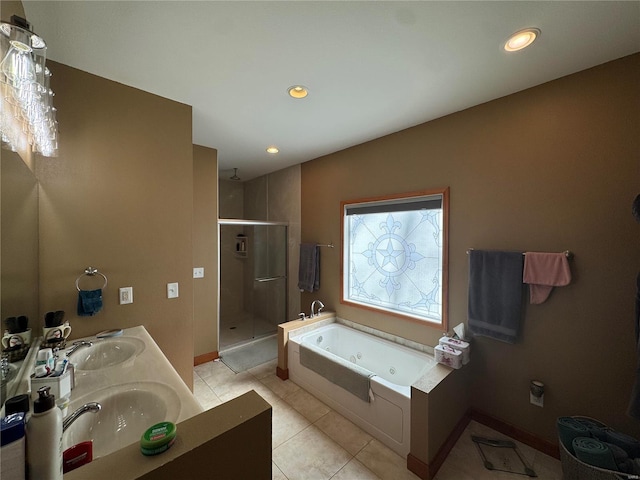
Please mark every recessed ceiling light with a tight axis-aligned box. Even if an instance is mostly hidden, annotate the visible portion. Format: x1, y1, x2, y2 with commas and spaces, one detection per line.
287, 85, 308, 99
504, 28, 540, 52
266, 146, 279, 154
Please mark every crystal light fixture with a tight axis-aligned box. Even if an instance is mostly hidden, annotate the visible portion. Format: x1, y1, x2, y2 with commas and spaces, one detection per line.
0, 15, 58, 157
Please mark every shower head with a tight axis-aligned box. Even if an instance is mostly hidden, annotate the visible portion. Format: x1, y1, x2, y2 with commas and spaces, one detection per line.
230, 168, 241, 181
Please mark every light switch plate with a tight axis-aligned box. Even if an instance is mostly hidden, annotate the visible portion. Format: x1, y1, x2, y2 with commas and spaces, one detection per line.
119, 287, 133, 305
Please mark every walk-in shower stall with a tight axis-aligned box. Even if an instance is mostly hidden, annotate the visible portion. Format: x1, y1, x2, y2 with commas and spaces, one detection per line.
218, 220, 288, 351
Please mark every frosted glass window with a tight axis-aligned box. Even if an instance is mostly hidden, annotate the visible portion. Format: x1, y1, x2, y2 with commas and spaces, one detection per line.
342, 189, 448, 327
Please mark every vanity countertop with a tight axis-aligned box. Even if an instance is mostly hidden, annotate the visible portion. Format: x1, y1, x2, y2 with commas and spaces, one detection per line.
61, 325, 203, 423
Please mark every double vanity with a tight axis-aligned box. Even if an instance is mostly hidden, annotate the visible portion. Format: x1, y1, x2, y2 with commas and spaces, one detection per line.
58, 327, 202, 459
2, 326, 273, 479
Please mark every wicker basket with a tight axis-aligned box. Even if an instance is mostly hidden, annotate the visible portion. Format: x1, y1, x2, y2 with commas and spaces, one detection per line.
559, 416, 640, 480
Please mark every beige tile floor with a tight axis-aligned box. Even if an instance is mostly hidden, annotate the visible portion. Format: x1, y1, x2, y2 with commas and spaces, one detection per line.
193, 359, 563, 480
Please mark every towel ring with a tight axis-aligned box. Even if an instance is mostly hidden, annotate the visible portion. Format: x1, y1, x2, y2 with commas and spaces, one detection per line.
75, 267, 108, 292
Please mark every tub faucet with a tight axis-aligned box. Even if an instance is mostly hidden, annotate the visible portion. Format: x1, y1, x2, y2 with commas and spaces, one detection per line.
63, 402, 101, 433
310, 300, 325, 318
66, 340, 93, 357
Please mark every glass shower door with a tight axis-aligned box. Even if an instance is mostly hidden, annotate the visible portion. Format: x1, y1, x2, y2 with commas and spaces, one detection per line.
251, 224, 287, 339
218, 220, 288, 351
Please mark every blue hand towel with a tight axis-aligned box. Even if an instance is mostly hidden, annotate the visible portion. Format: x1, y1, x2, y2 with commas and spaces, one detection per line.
77, 289, 103, 316
467, 250, 524, 344
298, 243, 320, 292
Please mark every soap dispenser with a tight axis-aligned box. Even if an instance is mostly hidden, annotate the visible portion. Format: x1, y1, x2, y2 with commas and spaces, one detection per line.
26, 386, 63, 480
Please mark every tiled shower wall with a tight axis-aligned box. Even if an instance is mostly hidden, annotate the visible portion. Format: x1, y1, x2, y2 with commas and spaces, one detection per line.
219, 164, 301, 324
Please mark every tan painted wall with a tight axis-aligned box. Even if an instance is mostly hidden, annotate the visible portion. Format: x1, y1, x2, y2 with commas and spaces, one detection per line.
37, 61, 195, 388
1, 150, 39, 328
193, 145, 218, 357
301, 54, 640, 442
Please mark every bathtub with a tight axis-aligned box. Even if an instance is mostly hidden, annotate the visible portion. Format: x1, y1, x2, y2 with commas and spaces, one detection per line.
288, 322, 436, 456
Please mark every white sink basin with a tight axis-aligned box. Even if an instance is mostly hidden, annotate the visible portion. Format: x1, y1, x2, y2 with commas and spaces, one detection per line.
72, 337, 145, 371
63, 381, 181, 459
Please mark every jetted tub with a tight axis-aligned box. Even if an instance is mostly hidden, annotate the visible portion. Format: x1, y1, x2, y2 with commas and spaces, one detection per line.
288, 322, 436, 456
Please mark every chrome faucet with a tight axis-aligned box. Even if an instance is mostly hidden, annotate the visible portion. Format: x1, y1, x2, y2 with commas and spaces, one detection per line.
63, 402, 101, 433
310, 300, 325, 318
66, 340, 93, 357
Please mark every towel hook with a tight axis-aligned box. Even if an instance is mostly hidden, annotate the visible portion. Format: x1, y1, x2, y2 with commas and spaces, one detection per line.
75, 267, 108, 292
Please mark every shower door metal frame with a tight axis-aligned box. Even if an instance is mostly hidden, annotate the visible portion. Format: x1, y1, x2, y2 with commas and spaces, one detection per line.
218, 219, 289, 352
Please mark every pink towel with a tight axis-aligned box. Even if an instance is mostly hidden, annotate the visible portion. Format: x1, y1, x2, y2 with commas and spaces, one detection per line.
523, 252, 571, 304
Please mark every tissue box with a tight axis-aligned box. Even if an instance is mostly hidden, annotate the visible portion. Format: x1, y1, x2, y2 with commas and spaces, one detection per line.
439, 336, 470, 365
30, 369, 72, 402
435, 344, 463, 369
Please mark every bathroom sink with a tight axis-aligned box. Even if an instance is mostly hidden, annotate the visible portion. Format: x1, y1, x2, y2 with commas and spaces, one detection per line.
72, 337, 145, 371
0, 363, 18, 405
63, 381, 181, 459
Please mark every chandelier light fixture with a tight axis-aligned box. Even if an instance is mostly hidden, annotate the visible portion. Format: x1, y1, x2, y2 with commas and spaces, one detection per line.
0, 15, 58, 157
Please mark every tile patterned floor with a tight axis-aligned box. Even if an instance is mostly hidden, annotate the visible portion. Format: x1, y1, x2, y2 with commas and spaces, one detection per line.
193, 359, 563, 480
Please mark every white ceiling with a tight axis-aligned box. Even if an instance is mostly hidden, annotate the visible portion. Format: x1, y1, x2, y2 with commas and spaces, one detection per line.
22, 1, 640, 181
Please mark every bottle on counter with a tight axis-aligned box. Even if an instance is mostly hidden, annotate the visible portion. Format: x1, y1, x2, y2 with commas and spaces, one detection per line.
1, 412, 26, 480
26, 386, 63, 480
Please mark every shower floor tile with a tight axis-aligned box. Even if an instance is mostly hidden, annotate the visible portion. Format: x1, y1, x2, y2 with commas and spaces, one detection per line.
193, 361, 562, 480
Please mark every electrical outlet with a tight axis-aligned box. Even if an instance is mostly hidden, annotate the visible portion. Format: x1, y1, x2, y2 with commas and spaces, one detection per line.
167, 282, 179, 299
193, 267, 204, 278
119, 287, 133, 305
530, 392, 544, 407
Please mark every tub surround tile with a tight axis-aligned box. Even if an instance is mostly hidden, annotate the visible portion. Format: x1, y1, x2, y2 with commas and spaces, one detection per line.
314, 410, 373, 456
285, 316, 336, 340
336, 317, 435, 355
411, 363, 455, 394
273, 425, 352, 480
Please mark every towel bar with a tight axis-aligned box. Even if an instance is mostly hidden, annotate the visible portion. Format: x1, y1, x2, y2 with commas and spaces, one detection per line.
466, 249, 572, 259
75, 267, 108, 291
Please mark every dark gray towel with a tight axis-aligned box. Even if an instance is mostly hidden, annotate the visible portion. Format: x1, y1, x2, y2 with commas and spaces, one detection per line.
300, 343, 374, 402
467, 250, 524, 344
298, 243, 320, 292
